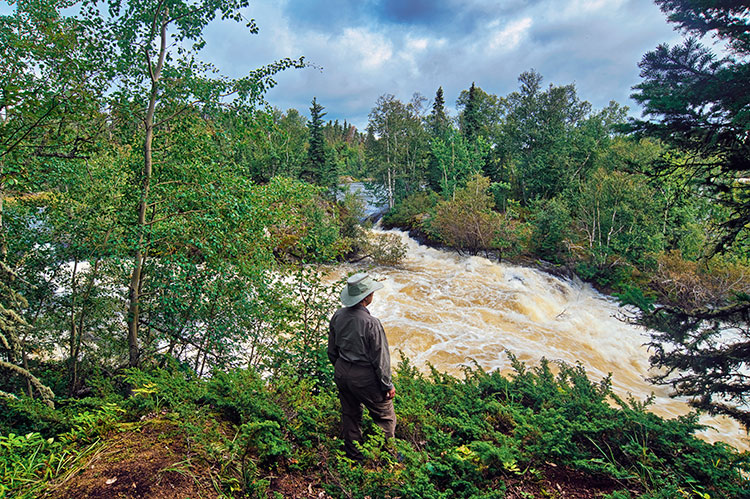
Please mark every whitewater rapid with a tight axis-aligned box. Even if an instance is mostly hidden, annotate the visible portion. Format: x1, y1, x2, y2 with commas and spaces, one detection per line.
333, 230, 748, 449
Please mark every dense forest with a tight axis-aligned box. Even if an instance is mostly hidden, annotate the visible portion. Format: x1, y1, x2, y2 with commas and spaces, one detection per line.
1, 0, 749, 497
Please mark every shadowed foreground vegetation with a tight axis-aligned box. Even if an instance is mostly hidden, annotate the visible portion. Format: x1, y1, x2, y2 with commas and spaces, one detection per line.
2, 355, 748, 499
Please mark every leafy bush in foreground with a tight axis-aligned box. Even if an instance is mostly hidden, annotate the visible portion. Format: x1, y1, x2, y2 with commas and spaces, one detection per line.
1, 355, 748, 498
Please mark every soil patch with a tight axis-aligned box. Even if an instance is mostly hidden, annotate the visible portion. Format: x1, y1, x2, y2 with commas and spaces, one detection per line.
504, 464, 640, 498
44, 419, 217, 499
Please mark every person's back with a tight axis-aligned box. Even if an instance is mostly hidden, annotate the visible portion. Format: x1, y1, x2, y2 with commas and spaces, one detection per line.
328, 273, 396, 460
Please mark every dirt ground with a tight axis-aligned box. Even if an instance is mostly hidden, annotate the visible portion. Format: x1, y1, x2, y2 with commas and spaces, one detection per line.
43, 419, 217, 499
41, 418, 329, 499
504, 464, 638, 498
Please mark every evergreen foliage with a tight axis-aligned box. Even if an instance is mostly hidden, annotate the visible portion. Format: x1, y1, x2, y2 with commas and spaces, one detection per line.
643, 298, 750, 428
303, 97, 336, 191
629, 1, 750, 256
3, 357, 747, 498
627, 0, 750, 430
456, 83, 503, 147
426, 86, 451, 139
460, 83, 481, 143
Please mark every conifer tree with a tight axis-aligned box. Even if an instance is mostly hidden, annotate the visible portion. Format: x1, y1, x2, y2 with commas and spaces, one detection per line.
302, 97, 336, 190
0, 261, 55, 407
461, 82, 480, 143
427, 86, 451, 139
629, 0, 750, 429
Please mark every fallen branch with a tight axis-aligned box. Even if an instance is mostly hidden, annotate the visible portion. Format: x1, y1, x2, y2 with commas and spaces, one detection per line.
0, 360, 55, 408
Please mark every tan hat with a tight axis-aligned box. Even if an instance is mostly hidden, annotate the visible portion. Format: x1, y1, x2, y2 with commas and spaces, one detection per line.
340, 272, 384, 307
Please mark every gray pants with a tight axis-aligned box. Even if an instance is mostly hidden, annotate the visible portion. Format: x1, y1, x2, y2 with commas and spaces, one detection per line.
334, 359, 396, 460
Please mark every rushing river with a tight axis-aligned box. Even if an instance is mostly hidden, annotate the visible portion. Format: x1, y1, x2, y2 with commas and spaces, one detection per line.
334, 229, 748, 450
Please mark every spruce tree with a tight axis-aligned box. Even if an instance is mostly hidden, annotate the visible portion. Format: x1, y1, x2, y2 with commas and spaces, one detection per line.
427, 86, 451, 139
302, 97, 335, 190
628, 0, 750, 429
461, 82, 480, 143
425, 87, 453, 191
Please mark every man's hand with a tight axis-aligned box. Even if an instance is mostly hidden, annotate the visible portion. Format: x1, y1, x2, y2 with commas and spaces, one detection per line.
385, 388, 396, 400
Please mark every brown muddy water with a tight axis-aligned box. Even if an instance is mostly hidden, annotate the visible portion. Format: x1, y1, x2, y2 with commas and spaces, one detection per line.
332, 229, 748, 450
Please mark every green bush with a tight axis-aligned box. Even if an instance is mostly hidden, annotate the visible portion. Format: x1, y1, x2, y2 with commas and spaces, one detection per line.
4, 356, 748, 498
202, 369, 284, 425
384, 353, 749, 499
575, 259, 634, 290
0, 398, 68, 438
528, 197, 572, 263
382, 190, 440, 230
121, 364, 205, 418
268, 374, 339, 453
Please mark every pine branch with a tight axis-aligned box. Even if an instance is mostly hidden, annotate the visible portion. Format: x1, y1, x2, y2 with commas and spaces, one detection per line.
654, 300, 750, 321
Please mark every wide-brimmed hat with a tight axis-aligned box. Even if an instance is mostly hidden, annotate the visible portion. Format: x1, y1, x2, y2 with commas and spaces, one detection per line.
340, 272, 384, 307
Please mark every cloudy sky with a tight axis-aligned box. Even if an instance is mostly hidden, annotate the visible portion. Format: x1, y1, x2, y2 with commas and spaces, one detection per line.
200, 0, 684, 129
2, 0, 685, 129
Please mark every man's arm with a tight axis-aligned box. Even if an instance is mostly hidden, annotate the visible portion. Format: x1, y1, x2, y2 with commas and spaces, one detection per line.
369, 319, 393, 393
327, 314, 339, 366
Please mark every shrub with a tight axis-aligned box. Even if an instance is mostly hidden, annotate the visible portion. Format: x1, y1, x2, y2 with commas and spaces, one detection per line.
528, 197, 572, 263
428, 174, 504, 255
382, 190, 440, 230
0, 397, 68, 437
575, 259, 634, 290
202, 369, 284, 425
361, 231, 408, 265
649, 250, 750, 309
4, 354, 748, 498
120, 365, 205, 418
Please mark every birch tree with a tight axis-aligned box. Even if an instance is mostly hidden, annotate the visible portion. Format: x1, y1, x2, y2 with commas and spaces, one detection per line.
83, 0, 304, 367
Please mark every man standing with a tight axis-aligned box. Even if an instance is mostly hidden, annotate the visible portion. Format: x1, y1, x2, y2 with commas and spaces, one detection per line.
328, 272, 396, 461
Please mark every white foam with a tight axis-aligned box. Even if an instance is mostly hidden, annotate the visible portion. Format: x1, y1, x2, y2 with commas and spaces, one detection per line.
332, 229, 748, 449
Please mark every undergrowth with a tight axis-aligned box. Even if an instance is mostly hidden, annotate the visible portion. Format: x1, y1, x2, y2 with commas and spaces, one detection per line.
1, 354, 748, 498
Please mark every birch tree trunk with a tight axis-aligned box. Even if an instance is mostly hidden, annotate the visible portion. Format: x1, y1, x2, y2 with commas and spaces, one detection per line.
127, 8, 168, 368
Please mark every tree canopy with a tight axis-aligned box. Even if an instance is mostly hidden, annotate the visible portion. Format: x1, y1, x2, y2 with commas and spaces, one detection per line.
629, 2, 750, 256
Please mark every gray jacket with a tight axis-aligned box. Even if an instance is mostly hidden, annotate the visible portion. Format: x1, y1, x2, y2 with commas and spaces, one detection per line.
328, 303, 393, 391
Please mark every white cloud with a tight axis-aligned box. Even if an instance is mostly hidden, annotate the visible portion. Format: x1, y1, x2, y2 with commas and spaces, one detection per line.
202, 0, 681, 130
394, 35, 434, 78
488, 17, 532, 51
565, 0, 625, 15
339, 27, 394, 70
406, 36, 430, 52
